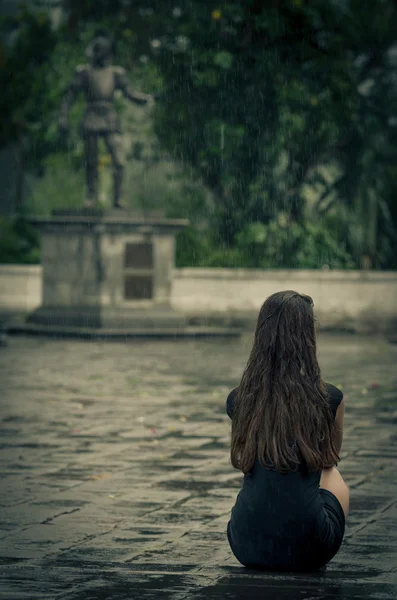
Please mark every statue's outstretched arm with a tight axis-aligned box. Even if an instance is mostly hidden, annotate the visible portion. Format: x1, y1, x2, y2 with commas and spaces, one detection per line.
116, 67, 153, 106
59, 66, 85, 128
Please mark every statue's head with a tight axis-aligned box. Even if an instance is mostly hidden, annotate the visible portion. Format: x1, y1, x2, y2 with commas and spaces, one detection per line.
86, 29, 114, 66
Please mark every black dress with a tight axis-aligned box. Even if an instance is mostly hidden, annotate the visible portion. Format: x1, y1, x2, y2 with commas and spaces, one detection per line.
226, 383, 345, 571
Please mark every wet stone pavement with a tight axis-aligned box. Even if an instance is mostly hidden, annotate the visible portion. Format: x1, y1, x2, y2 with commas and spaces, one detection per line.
0, 333, 396, 600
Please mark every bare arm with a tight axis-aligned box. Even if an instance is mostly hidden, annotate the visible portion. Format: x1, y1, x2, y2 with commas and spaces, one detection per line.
226, 388, 238, 419
333, 398, 345, 456
116, 67, 153, 106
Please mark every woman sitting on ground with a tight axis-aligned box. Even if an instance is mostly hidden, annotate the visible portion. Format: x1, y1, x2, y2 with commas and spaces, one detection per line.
226, 290, 349, 571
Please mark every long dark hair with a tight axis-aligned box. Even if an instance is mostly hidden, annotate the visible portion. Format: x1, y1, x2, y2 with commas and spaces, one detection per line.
231, 290, 339, 474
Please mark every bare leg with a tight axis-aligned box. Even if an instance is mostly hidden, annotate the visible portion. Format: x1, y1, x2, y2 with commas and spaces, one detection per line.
320, 466, 350, 518
104, 133, 125, 208
84, 133, 99, 206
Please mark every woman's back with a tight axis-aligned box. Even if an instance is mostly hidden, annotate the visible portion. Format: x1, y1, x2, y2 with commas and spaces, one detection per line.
226, 292, 348, 571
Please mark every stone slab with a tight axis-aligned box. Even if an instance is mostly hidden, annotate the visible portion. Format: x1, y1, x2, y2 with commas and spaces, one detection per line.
27, 306, 188, 329
30, 214, 189, 234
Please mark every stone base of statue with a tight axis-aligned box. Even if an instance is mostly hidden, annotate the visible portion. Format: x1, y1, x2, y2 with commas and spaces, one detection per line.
22, 209, 241, 339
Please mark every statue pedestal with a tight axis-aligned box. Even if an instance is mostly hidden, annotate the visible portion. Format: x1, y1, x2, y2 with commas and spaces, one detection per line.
28, 211, 189, 332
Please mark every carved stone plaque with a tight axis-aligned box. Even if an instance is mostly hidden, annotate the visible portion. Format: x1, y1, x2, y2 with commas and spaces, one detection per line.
124, 243, 154, 300
124, 243, 153, 269
124, 275, 153, 300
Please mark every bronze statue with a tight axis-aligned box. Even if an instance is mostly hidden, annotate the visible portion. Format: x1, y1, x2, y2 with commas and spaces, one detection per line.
59, 30, 153, 208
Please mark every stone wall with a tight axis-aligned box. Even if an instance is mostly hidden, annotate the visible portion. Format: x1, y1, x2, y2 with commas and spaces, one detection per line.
1, 264, 397, 333
0, 265, 42, 314
173, 268, 397, 333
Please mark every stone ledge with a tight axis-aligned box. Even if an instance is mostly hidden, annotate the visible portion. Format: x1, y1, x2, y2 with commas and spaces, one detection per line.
7, 321, 242, 339
175, 267, 397, 282
29, 215, 189, 235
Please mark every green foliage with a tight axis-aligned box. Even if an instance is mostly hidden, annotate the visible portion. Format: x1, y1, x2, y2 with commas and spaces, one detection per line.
1, 1, 396, 270
27, 154, 86, 214
153, 0, 397, 264
175, 226, 211, 268
0, 216, 40, 264
176, 217, 355, 269
0, 8, 58, 168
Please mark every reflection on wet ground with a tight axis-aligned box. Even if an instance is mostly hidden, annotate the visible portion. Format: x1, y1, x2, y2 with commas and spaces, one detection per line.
0, 333, 396, 599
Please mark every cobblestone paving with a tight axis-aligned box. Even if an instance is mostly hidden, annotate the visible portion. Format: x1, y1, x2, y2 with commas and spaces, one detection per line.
0, 333, 396, 599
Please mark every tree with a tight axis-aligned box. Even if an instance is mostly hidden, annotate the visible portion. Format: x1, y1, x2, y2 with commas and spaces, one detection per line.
2, 1, 397, 268
150, 0, 397, 266
0, 7, 58, 209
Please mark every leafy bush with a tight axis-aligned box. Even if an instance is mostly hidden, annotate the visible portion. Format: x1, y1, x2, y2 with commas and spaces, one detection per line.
0, 216, 40, 264
175, 217, 355, 269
